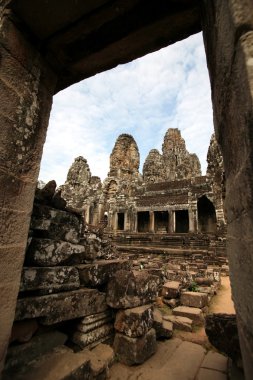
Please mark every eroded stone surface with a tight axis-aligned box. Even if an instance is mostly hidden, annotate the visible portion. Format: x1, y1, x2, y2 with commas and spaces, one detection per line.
15, 289, 108, 324
106, 270, 159, 309
20, 266, 80, 293
77, 259, 131, 287
72, 324, 114, 349
114, 305, 153, 337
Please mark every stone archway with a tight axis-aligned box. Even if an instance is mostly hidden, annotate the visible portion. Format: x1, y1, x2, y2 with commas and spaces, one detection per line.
1, 1, 253, 377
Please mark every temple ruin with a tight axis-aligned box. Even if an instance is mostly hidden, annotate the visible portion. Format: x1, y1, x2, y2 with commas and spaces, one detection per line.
1, 1, 253, 379
61, 129, 225, 239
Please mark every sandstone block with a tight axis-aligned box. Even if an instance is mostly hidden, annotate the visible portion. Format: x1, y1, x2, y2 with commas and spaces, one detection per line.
26, 238, 90, 266
73, 323, 114, 349
162, 281, 181, 299
153, 309, 173, 339
20, 266, 80, 293
180, 291, 208, 308
106, 270, 159, 309
15, 289, 108, 324
31, 204, 80, 243
77, 259, 131, 286
163, 315, 193, 332
114, 305, 153, 337
173, 306, 204, 325
113, 328, 157, 365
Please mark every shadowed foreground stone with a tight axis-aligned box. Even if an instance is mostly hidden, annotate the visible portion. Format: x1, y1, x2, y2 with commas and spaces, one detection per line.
106, 270, 159, 309
15, 289, 107, 324
113, 328, 157, 365
114, 305, 153, 337
205, 313, 242, 367
4, 331, 67, 373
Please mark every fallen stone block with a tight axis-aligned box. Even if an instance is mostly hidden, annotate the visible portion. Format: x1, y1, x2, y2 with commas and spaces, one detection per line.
20, 266, 80, 293
180, 291, 208, 308
113, 328, 157, 365
4, 331, 67, 372
15, 289, 108, 324
106, 270, 159, 309
83, 344, 114, 379
77, 259, 131, 286
26, 238, 89, 266
163, 315, 193, 332
72, 323, 114, 348
31, 203, 80, 243
173, 306, 204, 325
162, 281, 181, 299
114, 305, 153, 337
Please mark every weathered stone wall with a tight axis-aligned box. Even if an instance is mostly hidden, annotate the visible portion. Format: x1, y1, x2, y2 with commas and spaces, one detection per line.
201, 0, 253, 377
0, 9, 57, 372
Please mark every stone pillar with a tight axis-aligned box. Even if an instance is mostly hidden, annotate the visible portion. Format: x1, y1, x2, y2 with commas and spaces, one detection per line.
189, 209, 197, 233
201, 1, 253, 377
149, 211, 155, 232
98, 203, 104, 222
168, 210, 175, 233
0, 11, 56, 372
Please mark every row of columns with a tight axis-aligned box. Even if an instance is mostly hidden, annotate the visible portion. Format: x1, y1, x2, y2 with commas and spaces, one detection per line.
109, 209, 198, 233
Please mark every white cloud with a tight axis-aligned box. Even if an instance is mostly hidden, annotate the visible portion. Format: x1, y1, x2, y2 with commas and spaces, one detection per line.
39, 32, 214, 185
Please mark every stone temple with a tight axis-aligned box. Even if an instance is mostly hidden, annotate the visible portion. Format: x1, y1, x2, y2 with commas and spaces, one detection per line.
61, 128, 226, 241
1, 1, 253, 379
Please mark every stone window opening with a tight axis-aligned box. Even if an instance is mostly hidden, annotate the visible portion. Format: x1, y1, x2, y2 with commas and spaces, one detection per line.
137, 211, 150, 232
175, 210, 189, 233
197, 195, 217, 233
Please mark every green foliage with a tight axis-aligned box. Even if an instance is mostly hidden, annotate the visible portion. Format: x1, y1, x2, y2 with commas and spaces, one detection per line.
188, 281, 199, 292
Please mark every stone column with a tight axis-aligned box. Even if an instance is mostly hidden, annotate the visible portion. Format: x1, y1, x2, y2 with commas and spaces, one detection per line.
0, 11, 57, 372
149, 211, 155, 232
168, 210, 175, 233
201, 1, 253, 377
189, 209, 197, 233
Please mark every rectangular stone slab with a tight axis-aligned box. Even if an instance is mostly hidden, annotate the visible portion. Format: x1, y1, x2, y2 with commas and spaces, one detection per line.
173, 306, 204, 325
180, 291, 208, 308
15, 289, 108, 324
72, 323, 114, 348
20, 266, 80, 293
77, 259, 131, 286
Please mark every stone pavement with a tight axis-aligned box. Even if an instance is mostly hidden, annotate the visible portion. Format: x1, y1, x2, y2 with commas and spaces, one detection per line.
109, 338, 228, 380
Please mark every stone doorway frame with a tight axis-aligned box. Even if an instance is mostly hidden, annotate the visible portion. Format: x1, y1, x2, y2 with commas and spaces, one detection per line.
0, 1, 253, 377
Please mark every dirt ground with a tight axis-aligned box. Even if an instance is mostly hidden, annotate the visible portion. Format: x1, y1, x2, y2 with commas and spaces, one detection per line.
209, 276, 235, 314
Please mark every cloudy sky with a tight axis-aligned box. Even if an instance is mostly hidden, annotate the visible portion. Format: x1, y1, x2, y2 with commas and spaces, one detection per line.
39, 32, 214, 186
